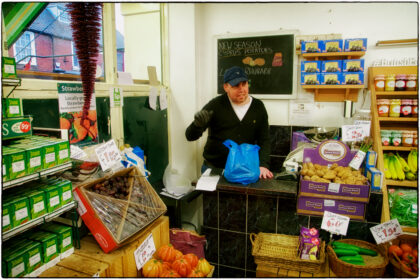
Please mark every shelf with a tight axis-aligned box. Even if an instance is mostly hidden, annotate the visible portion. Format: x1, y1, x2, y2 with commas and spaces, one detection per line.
378, 117, 418, 122
2, 162, 73, 190
2, 201, 77, 241
386, 179, 418, 188
374, 91, 418, 97
302, 51, 365, 59
401, 226, 418, 233
382, 146, 418, 151
302, 85, 364, 102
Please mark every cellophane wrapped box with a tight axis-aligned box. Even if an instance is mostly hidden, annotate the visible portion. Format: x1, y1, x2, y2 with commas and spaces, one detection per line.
73, 166, 167, 253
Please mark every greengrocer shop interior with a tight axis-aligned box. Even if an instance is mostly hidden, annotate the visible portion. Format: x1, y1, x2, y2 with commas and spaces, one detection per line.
2, 2, 418, 237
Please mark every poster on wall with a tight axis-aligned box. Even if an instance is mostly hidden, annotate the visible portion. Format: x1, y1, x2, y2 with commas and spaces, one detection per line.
216, 30, 298, 99
58, 83, 99, 146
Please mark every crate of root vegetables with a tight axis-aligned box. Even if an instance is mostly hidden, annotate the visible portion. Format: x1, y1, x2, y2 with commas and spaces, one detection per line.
384, 234, 418, 278
327, 239, 388, 277
73, 166, 167, 253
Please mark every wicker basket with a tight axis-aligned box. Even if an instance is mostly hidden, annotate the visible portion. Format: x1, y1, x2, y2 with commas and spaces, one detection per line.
382, 234, 418, 278
250, 232, 326, 273
327, 239, 388, 277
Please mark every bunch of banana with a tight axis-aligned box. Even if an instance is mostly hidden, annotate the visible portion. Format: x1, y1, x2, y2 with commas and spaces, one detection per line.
384, 152, 418, 181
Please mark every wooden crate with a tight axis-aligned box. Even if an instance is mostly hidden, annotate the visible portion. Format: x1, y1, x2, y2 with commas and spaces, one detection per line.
40, 215, 169, 277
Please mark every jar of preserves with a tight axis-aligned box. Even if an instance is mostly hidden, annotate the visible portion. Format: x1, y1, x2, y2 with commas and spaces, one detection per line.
395, 74, 407, 91
381, 130, 392, 146
385, 74, 396, 91
391, 130, 402, 146
413, 131, 418, 147
406, 74, 417, 91
412, 99, 418, 117
389, 99, 401, 117
377, 99, 390, 117
374, 75, 385, 91
400, 99, 413, 117
402, 131, 414, 147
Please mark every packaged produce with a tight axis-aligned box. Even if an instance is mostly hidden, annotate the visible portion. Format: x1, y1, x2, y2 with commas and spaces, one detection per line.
320, 39, 343, 53
388, 188, 418, 227
40, 223, 73, 253
26, 189, 47, 219
7, 195, 31, 227
2, 244, 28, 277
366, 166, 383, 191
321, 73, 342, 85
2, 147, 27, 180
343, 59, 364, 72
3, 98, 23, 118
321, 60, 342, 72
299, 227, 320, 260
343, 72, 364, 84
301, 61, 321, 73
27, 231, 59, 263
2, 200, 13, 232
344, 38, 367, 52
301, 40, 321, 53
301, 73, 321, 85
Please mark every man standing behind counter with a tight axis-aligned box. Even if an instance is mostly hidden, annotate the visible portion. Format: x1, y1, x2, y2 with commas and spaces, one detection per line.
185, 66, 273, 179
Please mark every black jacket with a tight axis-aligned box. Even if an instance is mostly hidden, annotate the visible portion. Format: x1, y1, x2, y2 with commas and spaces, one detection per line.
185, 94, 270, 169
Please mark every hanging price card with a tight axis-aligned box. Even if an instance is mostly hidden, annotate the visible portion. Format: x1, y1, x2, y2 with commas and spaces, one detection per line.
95, 139, 122, 171
369, 219, 402, 244
321, 211, 350, 236
134, 233, 156, 270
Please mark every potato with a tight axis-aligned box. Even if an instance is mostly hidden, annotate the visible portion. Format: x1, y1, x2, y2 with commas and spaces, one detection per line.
323, 171, 336, 180
318, 178, 330, 183
301, 168, 308, 176
345, 177, 355, 184
316, 169, 325, 177
330, 163, 339, 170
307, 162, 314, 170
307, 169, 316, 177
314, 164, 322, 170
310, 175, 320, 181
304, 175, 311, 181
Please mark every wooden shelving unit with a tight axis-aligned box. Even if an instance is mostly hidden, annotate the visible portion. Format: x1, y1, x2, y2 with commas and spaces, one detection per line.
368, 65, 418, 234
301, 52, 366, 102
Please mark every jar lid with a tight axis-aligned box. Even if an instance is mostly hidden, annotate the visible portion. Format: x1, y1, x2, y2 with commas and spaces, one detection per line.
413, 130, 418, 136
381, 130, 392, 135
390, 99, 401, 103
396, 74, 407, 79
408, 74, 417, 79
401, 99, 413, 103
402, 130, 413, 135
375, 75, 385, 79
386, 74, 395, 78
377, 99, 390, 104
412, 99, 418, 105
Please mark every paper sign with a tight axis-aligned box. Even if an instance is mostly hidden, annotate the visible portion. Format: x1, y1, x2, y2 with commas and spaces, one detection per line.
370, 218, 403, 244
159, 88, 167, 110
341, 124, 370, 142
321, 211, 350, 236
117, 72, 134, 85
147, 66, 159, 86
134, 233, 156, 270
289, 100, 316, 126
110, 87, 123, 107
70, 145, 87, 160
149, 87, 158, 110
95, 139, 123, 171
195, 169, 219, 191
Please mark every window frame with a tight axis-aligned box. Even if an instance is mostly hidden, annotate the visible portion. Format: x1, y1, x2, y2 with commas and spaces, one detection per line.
13, 31, 37, 66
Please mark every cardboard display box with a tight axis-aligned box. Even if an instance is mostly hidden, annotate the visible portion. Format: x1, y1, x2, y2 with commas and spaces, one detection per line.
74, 166, 167, 253
297, 196, 366, 221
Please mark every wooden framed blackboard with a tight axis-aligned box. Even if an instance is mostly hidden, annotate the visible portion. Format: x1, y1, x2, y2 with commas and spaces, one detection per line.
216, 30, 298, 99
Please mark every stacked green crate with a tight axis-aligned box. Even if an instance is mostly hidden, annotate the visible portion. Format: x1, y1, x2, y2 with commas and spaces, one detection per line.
26, 188, 47, 219
40, 222, 73, 253
2, 199, 13, 232
2, 237, 29, 277
2, 147, 27, 180
26, 231, 59, 263
35, 183, 62, 213
9, 143, 43, 175
4, 194, 31, 227
2, 146, 10, 181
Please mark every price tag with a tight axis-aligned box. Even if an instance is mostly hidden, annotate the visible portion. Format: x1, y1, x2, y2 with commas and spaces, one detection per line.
134, 233, 156, 270
328, 183, 340, 193
370, 219, 402, 244
95, 139, 122, 171
70, 145, 87, 160
321, 211, 350, 236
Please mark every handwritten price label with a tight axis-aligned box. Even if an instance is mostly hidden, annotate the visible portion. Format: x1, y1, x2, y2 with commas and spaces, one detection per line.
321, 211, 350, 236
370, 219, 402, 244
95, 139, 122, 171
134, 234, 156, 270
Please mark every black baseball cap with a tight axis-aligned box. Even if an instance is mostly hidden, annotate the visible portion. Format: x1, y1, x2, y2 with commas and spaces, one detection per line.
223, 66, 248, 86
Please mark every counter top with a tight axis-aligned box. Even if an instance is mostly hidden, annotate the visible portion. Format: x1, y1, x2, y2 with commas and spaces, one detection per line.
196, 168, 298, 198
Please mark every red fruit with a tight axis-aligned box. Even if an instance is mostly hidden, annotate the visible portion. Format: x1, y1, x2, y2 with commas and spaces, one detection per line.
389, 245, 403, 257
402, 252, 416, 264
401, 261, 413, 272
400, 243, 413, 253
412, 264, 418, 273
412, 249, 418, 259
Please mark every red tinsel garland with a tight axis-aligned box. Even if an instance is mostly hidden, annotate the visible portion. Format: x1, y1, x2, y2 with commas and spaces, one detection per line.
66, 3, 102, 122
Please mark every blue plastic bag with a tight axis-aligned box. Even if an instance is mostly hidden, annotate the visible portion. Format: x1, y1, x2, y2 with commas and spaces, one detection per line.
223, 139, 260, 185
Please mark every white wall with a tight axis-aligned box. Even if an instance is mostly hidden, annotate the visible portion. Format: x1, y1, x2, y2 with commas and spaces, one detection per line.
168, 2, 418, 181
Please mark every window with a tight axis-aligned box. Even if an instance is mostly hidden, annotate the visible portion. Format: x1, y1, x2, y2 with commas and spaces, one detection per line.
13, 31, 36, 65
8, 2, 104, 77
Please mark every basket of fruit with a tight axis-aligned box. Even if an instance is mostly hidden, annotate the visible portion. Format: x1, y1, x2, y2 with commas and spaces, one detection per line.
327, 239, 388, 277
141, 244, 214, 278
385, 234, 418, 278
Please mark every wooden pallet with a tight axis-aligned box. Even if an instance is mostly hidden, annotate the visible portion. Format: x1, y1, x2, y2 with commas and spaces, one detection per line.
40, 215, 169, 277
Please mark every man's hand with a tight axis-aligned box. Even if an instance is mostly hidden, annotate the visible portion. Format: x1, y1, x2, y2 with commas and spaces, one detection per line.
193, 109, 213, 128
259, 166, 273, 179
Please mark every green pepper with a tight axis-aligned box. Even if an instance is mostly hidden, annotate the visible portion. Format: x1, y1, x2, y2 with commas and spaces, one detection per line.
332, 241, 378, 256
333, 248, 359, 256
339, 254, 365, 265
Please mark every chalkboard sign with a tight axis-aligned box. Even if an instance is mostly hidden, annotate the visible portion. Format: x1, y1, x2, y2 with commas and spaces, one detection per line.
217, 31, 297, 98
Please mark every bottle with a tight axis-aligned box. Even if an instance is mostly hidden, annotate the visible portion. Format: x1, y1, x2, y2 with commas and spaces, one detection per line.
374, 75, 385, 91
391, 130, 402, 146
406, 74, 417, 91
402, 131, 414, 147
385, 74, 396, 91
400, 99, 413, 117
381, 130, 392, 146
413, 131, 418, 147
395, 74, 407, 91
377, 99, 390, 117
389, 99, 401, 117
412, 99, 418, 118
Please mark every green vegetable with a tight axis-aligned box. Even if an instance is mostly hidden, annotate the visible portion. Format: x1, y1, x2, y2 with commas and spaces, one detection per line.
339, 254, 365, 265
332, 241, 377, 256
333, 248, 359, 256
